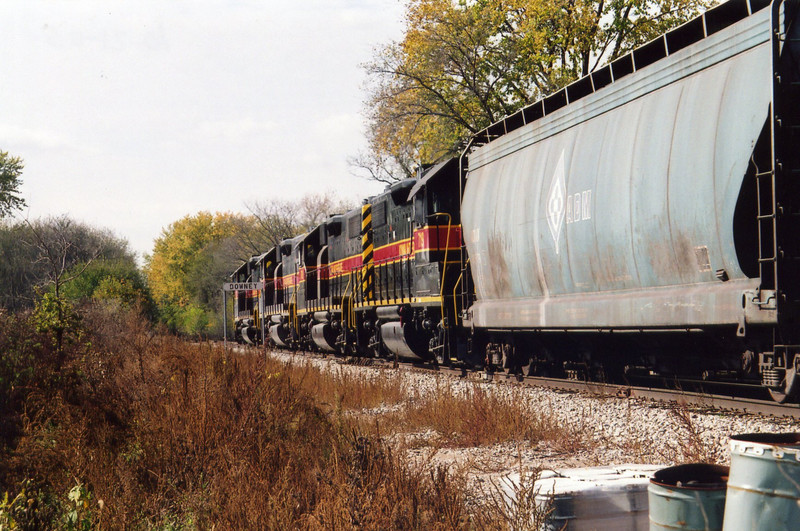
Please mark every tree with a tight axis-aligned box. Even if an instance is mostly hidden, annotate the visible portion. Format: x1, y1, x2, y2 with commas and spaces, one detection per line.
0, 151, 25, 217
247, 192, 355, 248
24, 216, 131, 359
358, 0, 713, 182
60, 259, 156, 318
144, 212, 250, 335
0, 221, 38, 311
0, 216, 134, 311
145, 212, 242, 306
145, 197, 356, 336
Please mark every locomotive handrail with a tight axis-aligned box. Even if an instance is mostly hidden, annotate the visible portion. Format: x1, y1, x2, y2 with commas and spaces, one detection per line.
429, 212, 453, 329
341, 272, 356, 330
452, 258, 470, 328
289, 285, 299, 332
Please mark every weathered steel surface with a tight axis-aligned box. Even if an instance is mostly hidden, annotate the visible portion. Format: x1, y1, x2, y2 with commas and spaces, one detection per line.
462, 9, 773, 329
649, 464, 728, 531
311, 322, 338, 352
468, 280, 778, 329
380, 321, 427, 360
722, 433, 800, 530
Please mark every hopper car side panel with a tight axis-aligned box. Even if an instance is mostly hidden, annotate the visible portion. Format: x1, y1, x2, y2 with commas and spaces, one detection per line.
463, 13, 773, 330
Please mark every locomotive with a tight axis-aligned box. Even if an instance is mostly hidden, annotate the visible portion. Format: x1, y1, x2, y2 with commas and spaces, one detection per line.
231, 0, 800, 402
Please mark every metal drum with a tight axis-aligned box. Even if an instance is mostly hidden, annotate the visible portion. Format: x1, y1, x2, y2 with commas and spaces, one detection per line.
722, 433, 800, 531
648, 464, 728, 531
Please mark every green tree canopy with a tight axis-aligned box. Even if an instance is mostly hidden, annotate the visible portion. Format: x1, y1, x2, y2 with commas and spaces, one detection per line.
0, 151, 26, 217
0, 216, 135, 311
60, 259, 156, 317
358, 0, 713, 182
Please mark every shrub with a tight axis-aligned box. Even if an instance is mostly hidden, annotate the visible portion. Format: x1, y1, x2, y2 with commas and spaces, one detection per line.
0, 306, 472, 529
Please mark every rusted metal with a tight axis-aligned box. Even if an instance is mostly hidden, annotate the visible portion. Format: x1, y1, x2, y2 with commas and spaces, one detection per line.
649, 464, 729, 530
462, 7, 774, 330
722, 433, 800, 530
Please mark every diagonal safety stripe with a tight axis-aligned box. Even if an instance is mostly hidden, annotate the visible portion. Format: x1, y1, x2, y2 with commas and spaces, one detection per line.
361, 204, 374, 300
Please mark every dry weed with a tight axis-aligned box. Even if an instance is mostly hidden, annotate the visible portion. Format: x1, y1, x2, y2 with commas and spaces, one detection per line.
1, 306, 477, 529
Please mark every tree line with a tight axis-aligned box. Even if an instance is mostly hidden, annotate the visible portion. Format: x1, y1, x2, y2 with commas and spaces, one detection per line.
1, 0, 709, 335
142, 194, 353, 336
1, 154, 353, 337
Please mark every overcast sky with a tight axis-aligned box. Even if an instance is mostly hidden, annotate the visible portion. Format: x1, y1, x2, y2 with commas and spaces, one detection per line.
1, 0, 405, 260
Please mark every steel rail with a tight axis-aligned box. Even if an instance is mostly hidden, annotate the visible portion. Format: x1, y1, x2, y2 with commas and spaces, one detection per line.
481, 371, 800, 419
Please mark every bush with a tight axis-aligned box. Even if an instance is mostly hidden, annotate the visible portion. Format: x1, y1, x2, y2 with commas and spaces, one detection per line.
0, 305, 472, 529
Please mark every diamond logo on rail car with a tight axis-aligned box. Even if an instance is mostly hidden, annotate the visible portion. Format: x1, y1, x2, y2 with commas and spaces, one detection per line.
546, 151, 566, 254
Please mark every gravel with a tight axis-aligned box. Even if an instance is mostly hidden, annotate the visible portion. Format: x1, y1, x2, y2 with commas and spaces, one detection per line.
267, 350, 800, 481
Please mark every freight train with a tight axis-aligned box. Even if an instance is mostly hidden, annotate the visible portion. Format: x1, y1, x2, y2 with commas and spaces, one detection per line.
230, 0, 800, 402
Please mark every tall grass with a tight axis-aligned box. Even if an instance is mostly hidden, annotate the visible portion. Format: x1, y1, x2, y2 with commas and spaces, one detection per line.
286, 361, 407, 414
1, 303, 583, 529
0, 306, 471, 529
272, 355, 587, 452
387, 382, 585, 449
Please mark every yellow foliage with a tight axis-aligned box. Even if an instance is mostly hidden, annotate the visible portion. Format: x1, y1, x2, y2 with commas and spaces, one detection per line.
362, 0, 713, 179
144, 212, 245, 307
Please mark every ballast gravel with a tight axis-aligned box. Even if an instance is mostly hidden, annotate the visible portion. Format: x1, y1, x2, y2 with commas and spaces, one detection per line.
266, 350, 800, 484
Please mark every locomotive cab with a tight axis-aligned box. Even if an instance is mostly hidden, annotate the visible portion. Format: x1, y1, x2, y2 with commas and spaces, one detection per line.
367, 160, 469, 363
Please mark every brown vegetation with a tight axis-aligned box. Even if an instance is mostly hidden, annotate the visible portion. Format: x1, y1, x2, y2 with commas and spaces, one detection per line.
1, 305, 570, 529
0, 307, 465, 529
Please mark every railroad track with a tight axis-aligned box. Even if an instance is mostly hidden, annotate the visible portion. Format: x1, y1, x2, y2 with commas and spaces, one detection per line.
480, 371, 800, 419
252, 346, 800, 419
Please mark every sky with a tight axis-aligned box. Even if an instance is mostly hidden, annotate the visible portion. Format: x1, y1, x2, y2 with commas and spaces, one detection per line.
0, 0, 406, 261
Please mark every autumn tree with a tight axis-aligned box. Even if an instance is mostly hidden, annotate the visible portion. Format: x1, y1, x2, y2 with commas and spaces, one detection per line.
144, 212, 254, 335
358, 0, 713, 181
0, 151, 26, 217
146, 196, 355, 336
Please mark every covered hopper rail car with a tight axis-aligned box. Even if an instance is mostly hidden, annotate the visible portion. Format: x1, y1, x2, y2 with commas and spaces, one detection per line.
231, 0, 800, 402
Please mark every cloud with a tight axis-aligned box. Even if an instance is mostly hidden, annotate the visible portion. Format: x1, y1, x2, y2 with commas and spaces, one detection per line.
0, 124, 105, 158
198, 118, 278, 143
0, 0, 405, 259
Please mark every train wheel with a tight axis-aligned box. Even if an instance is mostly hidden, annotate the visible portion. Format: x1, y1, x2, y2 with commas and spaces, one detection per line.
768, 354, 800, 403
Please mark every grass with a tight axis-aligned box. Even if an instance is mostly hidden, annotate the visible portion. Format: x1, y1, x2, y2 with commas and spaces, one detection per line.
271, 355, 587, 452
0, 307, 471, 529
389, 382, 585, 449
0, 304, 583, 529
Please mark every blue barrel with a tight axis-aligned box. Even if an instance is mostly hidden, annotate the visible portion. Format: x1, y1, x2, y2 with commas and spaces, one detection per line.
722, 433, 800, 531
649, 463, 729, 530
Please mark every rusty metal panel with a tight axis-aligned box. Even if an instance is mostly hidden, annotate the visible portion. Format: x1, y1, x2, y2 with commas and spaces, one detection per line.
463, 26, 773, 329
723, 433, 800, 530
